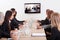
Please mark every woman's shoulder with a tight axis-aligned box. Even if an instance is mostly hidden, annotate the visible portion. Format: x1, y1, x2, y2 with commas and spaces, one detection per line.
51, 27, 57, 31
51, 27, 60, 33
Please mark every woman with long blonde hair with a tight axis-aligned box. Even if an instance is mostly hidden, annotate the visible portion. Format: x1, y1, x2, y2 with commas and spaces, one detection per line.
50, 12, 60, 40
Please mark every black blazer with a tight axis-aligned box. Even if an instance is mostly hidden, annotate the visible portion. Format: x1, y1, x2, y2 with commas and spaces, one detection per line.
11, 18, 25, 30
41, 18, 51, 25
13, 18, 25, 25
0, 21, 10, 38
11, 18, 19, 30
50, 27, 60, 40
0, 19, 19, 38
0, 19, 18, 38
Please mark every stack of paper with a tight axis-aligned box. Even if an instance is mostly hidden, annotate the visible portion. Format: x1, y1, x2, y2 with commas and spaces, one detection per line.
31, 33, 46, 37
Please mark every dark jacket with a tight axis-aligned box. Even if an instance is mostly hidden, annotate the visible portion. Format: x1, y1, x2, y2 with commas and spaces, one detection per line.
50, 27, 60, 40
11, 18, 25, 30
40, 18, 51, 40
0, 19, 18, 38
0, 21, 10, 38
41, 18, 51, 25
11, 18, 19, 30
40, 18, 51, 32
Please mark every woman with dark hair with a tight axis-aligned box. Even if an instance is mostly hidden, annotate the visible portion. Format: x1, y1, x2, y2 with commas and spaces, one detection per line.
1, 10, 14, 38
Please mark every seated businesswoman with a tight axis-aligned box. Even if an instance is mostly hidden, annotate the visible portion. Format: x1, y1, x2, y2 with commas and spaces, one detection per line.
0, 10, 15, 38
50, 12, 60, 40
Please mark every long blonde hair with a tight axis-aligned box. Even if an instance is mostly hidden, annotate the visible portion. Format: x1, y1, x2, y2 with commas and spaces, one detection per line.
51, 12, 60, 31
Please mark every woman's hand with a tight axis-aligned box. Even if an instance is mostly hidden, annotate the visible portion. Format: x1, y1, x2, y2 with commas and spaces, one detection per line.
18, 24, 23, 30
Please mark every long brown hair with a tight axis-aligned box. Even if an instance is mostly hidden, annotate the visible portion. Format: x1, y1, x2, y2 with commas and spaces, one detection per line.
4, 10, 12, 31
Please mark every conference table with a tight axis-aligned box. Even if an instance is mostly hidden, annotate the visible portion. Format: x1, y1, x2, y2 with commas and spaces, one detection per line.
19, 28, 46, 40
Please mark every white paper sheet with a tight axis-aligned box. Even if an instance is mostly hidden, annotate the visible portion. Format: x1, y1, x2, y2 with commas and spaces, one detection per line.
31, 33, 46, 37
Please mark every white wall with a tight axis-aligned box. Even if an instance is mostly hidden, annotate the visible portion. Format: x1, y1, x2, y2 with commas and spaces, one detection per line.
0, 0, 60, 21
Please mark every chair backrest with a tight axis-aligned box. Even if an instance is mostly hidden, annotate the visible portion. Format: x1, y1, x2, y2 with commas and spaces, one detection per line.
0, 12, 4, 25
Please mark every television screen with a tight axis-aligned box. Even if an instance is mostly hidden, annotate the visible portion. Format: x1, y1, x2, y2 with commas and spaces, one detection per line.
24, 3, 41, 14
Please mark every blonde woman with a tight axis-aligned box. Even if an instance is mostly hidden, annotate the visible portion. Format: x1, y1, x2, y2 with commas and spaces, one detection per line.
50, 12, 60, 40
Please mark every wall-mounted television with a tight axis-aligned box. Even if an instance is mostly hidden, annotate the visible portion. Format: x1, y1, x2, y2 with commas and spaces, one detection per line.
24, 3, 41, 14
